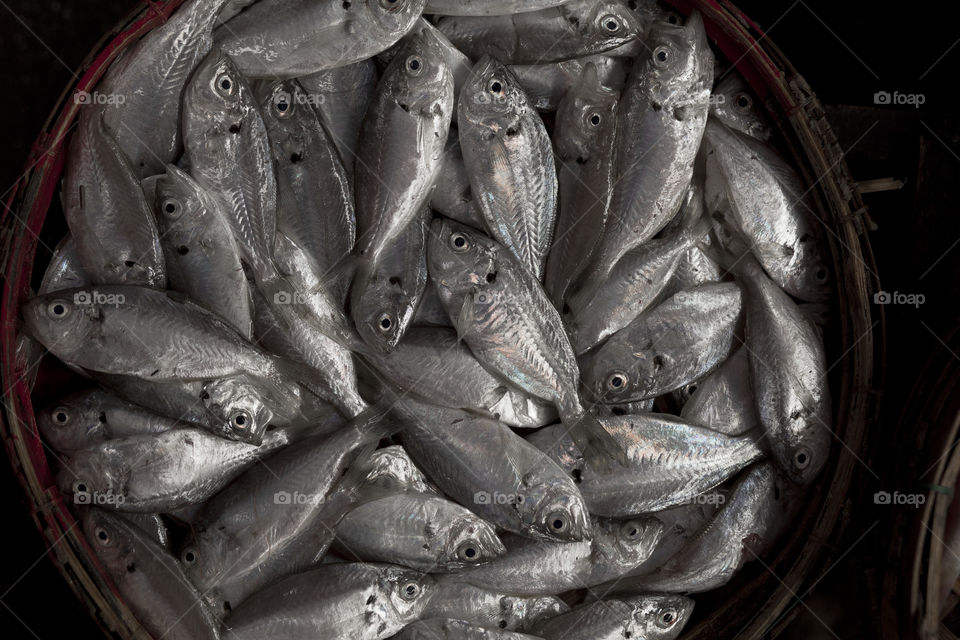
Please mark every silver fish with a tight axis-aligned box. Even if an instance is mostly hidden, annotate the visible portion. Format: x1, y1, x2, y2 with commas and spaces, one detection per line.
62, 111, 165, 287
394, 398, 591, 542
581, 282, 742, 402
430, 133, 486, 229
704, 119, 831, 301
214, 0, 425, 78
412, 279, 454, 327
355, 445, 440, 494
425, 0, 575, 15
427, 219, 623, 462
458, 57, 557, 279
222, 562, 434, 640
445, 516, 663, 595
532, 594, 694, 640
577, 12, 713, 294
370, 327, 557, 428
680, 347, 760, 437
39, 235, 89, 293
353, 28, 454, 266
122, 512, 172, 550
82, 509, 220, 640
96, 0, 229, 177
298, 59, 379, 173
351, 206, 430, 353
544, 62, 619, 308
420, 583, 568, 631
38, 389, 180, 453
154, 164, 255, 339
509, 55, 628, 112
527, 414, 762, 515
710, 72, 771, 141
334, 490, 506, 571
437, 1, 643, 65
397, 619, 545, 640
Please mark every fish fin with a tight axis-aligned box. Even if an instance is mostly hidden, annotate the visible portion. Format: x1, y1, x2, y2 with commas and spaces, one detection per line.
566, 409, 627, 470
455, 293, 474, 343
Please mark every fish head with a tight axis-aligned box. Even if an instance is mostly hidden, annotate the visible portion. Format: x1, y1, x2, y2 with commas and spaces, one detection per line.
382, 27, 455, 115
459, 56, 526, 132
82, 509, 139, 575
254, 79, 314, 157
382, 566, 435, 621
509, 595, 570, 629
593, 516, 666, 570
554, 62, 619, 162
583, 341, 659, 403
183, 50, 258, 140
629, 593, 696, 638
200, 377, 273, 445
526, 482, 592, 542
38, 391, 108, 452
21, 291, 102, 363
427, 218, 497, 295
440, 513, 507, 569
774, 417, 831, 486
568, 0, 644, 53
179, 532, 230, 593
642, 11, 713, 112
710, 73, 772, 141
154, 164, 208, 237
58, 447, 124, 508
352, 273, 417, 353
359, 0, 426, 41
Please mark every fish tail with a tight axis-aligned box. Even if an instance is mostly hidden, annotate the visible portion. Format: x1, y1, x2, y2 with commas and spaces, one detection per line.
563, 406, 627, 469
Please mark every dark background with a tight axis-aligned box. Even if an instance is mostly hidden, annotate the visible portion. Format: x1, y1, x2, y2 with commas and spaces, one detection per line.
1, 1, 957, 638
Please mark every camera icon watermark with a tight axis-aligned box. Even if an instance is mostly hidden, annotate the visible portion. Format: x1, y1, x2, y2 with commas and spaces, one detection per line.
273, 291, 308, 305
74, 90, 126, 106
874, 490, 925, 508
873, 90, 925, 108
873, 290, 925, 308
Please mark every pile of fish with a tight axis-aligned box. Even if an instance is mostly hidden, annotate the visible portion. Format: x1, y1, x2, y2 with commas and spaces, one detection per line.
17, 0, 834, 638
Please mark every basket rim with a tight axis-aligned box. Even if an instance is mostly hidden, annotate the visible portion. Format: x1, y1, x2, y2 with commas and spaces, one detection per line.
0, 1, 884, 638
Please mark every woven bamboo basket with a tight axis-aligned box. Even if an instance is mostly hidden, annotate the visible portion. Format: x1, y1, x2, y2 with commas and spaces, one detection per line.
0, 0, 884, 637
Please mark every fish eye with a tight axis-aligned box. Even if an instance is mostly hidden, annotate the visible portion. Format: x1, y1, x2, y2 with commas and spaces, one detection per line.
399, 581, 421, 600
588, 112, 602, 127
653, 46, 671, 66
620, 520, 642, 540
664, 11, 682, 25
657, 608, 679, 627
600, 15, 621, 32
232, 411, 250, 429
450, 232, 471, 252
457, 540, 480, 562
405, 56, 423, 76
52, 406, 71, 425
94, 526, 111, 545
379, 0, 403, 10
273, 90, 293, 117
794, 447, 811, 469
215, 73, 235, 97
489, 79, 504, 94
734, 92, 752, 111
72, 479, 88, 495
161, 198, 182, 218
815, 265, 829, 282
46, 299, 71, 319
547, 511, 568, 533
181, 548, 198, 566
606, 371, 629, 393
377, 313, 394, 332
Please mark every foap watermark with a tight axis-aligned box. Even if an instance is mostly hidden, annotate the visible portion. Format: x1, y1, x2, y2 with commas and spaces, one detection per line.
274, 491, 324, 505
873, 90, 925, 108
679, 492, 726, 506
474, 491, 525, 506
74, 290, 126, 307
74, 90, 125, 106
874, 290, 925, 308
74, 488, 126, 506
272, 90, 326, 108
874, 490, 925, 508
273, 291, 309, 305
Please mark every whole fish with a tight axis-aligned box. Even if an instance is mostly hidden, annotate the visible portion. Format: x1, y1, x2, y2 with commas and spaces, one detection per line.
421, 583, 568, 631
222, 563, 435, 640
82, 509, 221, 640
96, 0, 230, 177
577, 12, 713, 295
425, 0, 574, 15
509, 55, 628, 112
430, 133, 486, 229
62, 111, 165, 287
38, 389, 180, 453
394, 398, 591, 542
298, 59, 379, 171
680, 347, 760, 437
154, 164, 255, 339
445, 516, 663, 595
527, 414, 762, 515
607, 463, 800, 593
544, 62, 619, 308
734, 253, 831, 485
59, 426, 297, 512
427, 219, 623, 463
710, 72, 771, 141
437, 1, 643, 65
334, 490, 506, 571
458, 57, 557, 279
704, 119, 830, 302
580, 282, 742, 402
256, 78, 356, 299
397, 619, 545, 640
370, 327, 557, 428
351, 206, 430, 353
353, 28, 454, 267
214, 0, 425, 78
531, 594, 694, 640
